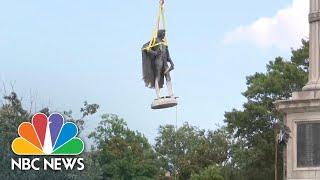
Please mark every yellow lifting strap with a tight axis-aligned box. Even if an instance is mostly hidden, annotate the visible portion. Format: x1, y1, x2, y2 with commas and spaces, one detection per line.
143, 0, 168, 51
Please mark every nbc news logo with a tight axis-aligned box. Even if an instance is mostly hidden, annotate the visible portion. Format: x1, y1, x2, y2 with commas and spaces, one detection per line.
11, 113, 85, 171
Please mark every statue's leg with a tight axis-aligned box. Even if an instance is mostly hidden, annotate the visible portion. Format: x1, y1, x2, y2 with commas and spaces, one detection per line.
165, 73, 174, 97
154, 56, 163, 99
164, 62, 170, 75
155, 71, 161, 99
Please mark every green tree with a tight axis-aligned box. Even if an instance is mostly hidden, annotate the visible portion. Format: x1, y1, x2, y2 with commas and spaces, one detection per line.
0, 92, 29, 179
89, 114, 160, 180
155, 123, 228, 180
223, 40, 309, 180
191, 165, 224, 180
63, 101, 99, 131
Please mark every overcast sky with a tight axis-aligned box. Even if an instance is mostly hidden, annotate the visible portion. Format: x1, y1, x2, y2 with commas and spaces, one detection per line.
0, 0, 308, 144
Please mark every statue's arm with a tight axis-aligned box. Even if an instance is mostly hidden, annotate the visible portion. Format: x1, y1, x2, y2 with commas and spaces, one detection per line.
142, 47, 158, 57
142, 42, 159, 58
167, 48, 175, 69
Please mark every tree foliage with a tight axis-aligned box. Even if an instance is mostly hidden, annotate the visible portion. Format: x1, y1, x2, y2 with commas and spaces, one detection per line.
191, 165, 224, 180
155, 123, 228, 180
89, 114, 160, 180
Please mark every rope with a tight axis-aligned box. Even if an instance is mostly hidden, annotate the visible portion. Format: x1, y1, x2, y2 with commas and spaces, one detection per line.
142, 0, 168, 51
175, 105, 178, 131
174, 104, 178, 180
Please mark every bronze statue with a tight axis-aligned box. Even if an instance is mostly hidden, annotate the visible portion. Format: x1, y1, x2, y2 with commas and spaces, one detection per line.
142, 29, 177, 109
142, 29, 175, 99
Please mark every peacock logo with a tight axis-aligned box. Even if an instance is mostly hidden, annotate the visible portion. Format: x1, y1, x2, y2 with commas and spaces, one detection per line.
11, 113, 84, 155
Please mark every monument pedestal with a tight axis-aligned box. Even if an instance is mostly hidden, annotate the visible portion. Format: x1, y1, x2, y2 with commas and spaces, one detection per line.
276, 90, 320, 180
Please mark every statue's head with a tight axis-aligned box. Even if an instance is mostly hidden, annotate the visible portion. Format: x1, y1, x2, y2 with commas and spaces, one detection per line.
157, 29, 166, 40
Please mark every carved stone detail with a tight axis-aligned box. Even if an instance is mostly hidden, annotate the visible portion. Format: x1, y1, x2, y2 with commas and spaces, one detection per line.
309, 12, 320, 23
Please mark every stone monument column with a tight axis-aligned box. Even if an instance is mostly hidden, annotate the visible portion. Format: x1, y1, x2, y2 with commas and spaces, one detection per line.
303, 0, 320, 90
275, 1, 320, 179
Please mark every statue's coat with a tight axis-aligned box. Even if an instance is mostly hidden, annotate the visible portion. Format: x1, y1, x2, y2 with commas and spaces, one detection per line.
142, 42, 170, 89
